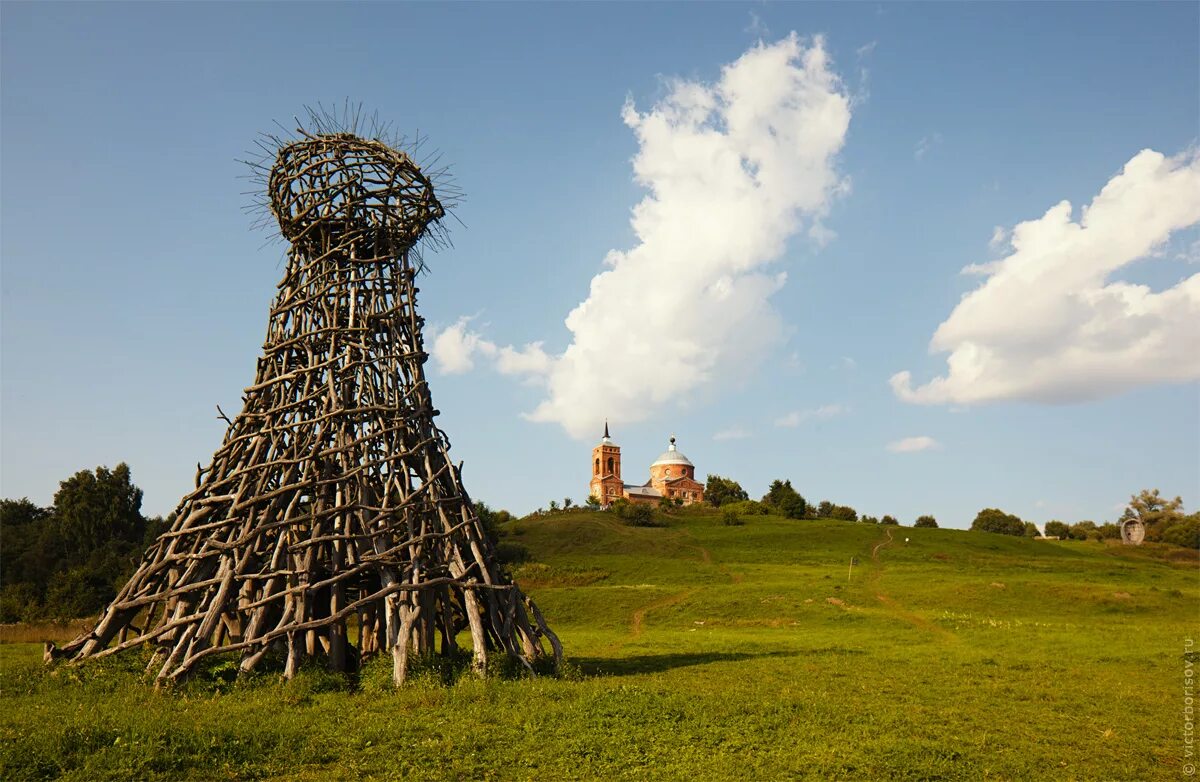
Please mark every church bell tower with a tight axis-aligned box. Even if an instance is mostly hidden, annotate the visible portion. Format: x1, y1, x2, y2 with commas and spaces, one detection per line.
589, 422, 623, 506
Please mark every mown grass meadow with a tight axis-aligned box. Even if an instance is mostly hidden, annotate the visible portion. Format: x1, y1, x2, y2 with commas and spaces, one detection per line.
2, 510, 1195, 780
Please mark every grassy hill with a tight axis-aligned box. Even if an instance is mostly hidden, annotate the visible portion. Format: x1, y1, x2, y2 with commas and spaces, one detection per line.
2, 508, 1195, 780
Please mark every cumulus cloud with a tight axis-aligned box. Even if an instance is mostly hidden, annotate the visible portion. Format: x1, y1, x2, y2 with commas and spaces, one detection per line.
430, 317, 551, 383
886, 436, 940, 453
774, 403, 847, 428
430, 317, 495, 374
431, 34, 852, 438
893, 148, 1200, 406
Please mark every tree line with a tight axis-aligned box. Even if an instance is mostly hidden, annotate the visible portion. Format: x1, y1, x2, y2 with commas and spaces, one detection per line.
0, 464, 170, 623
704, 475, 1197, 548
703, 475, 936, 528
969, 490, 1199, 547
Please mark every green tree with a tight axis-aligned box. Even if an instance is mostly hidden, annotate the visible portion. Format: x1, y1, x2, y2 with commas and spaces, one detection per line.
860, 515, 879, 525
970, 508, 1025, 536
474, 501, 503, 545
52, 463, 145, 556
762, 480, 806, 519
585, 494, 601, 509
44, 567, 114, 620
815, 500, 834, 518
830, 505, 858, 522
1043, 520, 1070, 539
1120, 489, 1186, 542
563, 497, 574, 510
0, 499, 53, 589
880, 515, 899, 526
705, 475, 748, 508
623, 503, 658, 527
1023, 521, 1040, 538
1161, 515, 1200, 549
913, 515, 937, 528
1068, 520, 1099, 541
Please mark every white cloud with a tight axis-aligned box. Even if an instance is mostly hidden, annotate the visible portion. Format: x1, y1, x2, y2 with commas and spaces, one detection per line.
886, 436, 940, 453
745, 11, 769, 38
431, 34, 852, 438
893, 148, 1200, 406
713, 426, 751, 442
914, 132, 942, 161
430, 317, 496, 374
774, 403, 847, 428
988, 225, 1008, 251
430, 317, 549, 382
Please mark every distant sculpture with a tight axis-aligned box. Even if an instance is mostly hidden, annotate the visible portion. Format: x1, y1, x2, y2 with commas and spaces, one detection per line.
1120, 518, 1146, 545
50, 112, 560, 685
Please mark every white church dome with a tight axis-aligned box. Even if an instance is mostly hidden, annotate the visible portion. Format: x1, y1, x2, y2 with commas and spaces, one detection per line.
651, 436, 693, 467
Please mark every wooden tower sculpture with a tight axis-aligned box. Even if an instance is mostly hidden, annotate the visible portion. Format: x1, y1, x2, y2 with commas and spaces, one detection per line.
49, 119, 561, 685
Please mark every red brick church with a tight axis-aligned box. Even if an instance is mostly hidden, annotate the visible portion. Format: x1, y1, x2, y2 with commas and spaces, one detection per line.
589, 424, 705, 506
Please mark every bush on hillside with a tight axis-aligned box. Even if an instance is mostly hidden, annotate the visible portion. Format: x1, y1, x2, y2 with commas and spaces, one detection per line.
816, 500, 834, 518
1068, 521, 1099, 541
615, 502, 664, 527
971, 508, 1025, 536
722, 500, 768, 517
830, 505, 858, 522
1161, 517, 1200, 549
721, 510, 744, 526
762, 480, 807, 519
860, 515, 879, 524
494, 542, 531, 565
1043, 520, 1070, 539
705, 475, 748, 507
881, 515, 899, 526
913, 515, 937, 528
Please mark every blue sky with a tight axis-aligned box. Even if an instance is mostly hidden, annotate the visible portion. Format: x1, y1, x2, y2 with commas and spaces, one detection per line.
2, 2, 1197, 528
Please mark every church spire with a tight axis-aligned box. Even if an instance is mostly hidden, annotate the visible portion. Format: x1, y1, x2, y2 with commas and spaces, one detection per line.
604, 420, 610, 439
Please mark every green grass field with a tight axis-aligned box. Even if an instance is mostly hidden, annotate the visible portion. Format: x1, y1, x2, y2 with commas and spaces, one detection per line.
2, 509, 1196, 780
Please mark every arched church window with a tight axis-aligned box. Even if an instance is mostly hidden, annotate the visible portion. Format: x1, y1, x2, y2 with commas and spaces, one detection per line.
607, 457, 614, 474
594, 458, 599, 475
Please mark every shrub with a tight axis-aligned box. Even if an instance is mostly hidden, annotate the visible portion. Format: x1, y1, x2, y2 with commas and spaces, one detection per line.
1068, 521, 1099, 541
970, 508, 1025, 536
1161, 517, 1200, 549
721, 510, 743, 526
722, 500, 768, 517
881, 515, 899, 526
860, 515, 879, 525
622, 503, 663, 527
494, 542, 531, 565
913, 515, 937, 528
830, 505, 858, 522
1043, 520, 1070, 539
